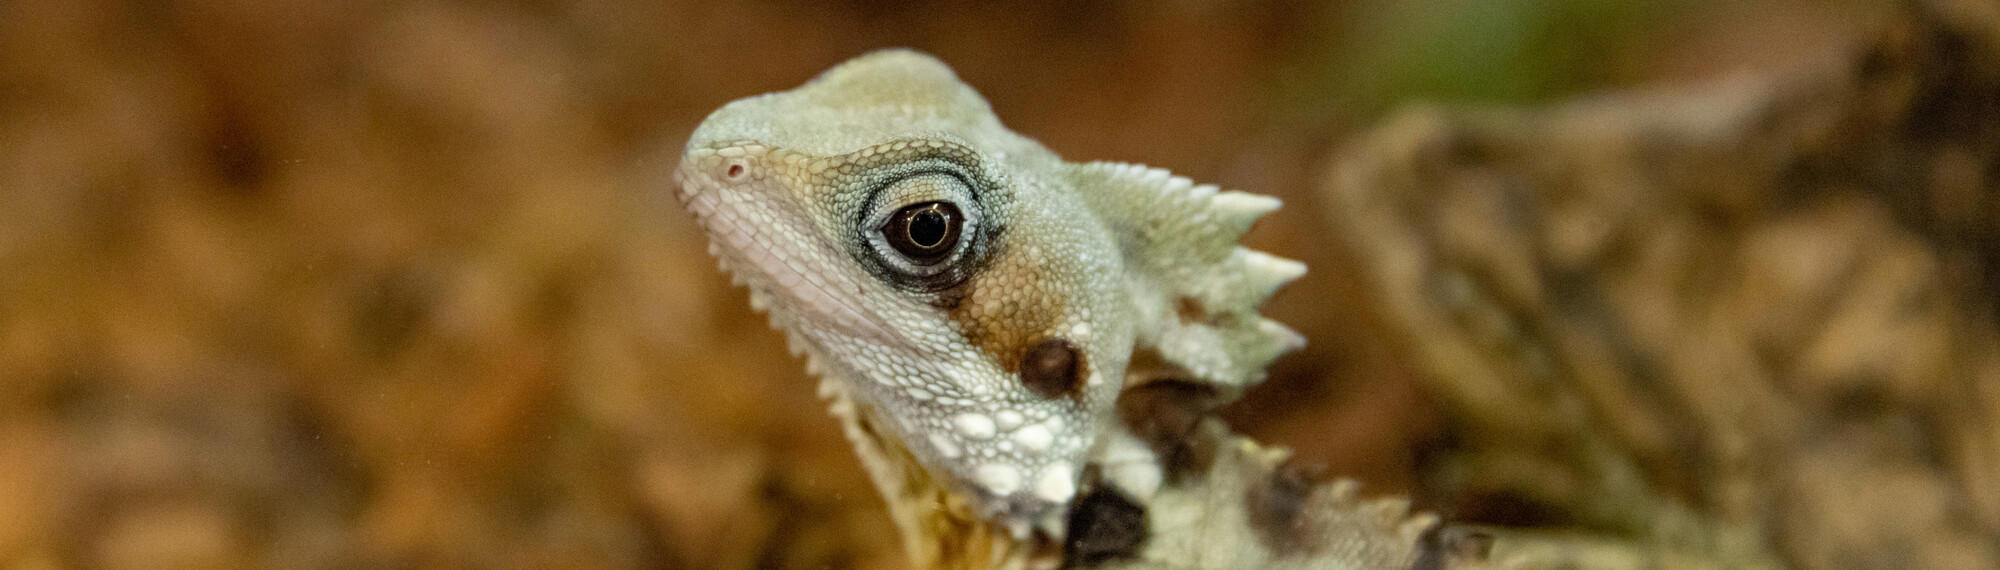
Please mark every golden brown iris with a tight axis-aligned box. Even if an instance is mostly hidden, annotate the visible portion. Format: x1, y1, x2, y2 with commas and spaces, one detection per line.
881, 201, 962, 265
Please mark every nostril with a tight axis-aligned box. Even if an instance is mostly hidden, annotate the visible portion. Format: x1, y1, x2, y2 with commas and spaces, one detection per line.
725, 163, 745, 179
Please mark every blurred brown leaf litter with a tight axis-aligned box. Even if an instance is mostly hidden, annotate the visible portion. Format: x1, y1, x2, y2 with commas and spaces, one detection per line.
0, 0, 1963, 568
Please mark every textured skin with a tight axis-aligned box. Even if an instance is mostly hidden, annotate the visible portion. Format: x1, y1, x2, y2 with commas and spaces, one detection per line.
674, 50, 1443, 568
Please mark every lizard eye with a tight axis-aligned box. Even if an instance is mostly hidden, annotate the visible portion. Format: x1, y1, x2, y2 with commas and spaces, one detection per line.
881, 201, 962, 265
861, 172, 984, 286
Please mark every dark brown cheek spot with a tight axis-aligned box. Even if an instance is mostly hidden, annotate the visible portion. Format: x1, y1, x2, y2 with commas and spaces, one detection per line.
1115, 379, 1222, 485
1062, 469, 1148, 568
940, 249, 1068, 375
1245, 458, 1329, 557
1019, 338, 1085, 400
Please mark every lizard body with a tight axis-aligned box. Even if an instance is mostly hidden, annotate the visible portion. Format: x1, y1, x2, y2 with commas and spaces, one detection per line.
675, 50, 1481, 569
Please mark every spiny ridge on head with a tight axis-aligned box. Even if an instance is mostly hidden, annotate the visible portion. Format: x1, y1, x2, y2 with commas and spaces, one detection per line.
1066, 161, 1307, 391
688, 48, 1002, 157
807, 49, 979, 107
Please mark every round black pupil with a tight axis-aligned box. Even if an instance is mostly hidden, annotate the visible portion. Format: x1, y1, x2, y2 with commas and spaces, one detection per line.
908, 209, 949, 248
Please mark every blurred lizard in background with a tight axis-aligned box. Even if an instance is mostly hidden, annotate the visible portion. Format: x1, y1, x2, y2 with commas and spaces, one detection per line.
1323, 1, 2000, 568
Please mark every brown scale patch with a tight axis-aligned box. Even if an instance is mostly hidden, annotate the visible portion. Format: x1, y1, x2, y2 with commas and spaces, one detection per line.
1122, 345, 1194, 386
1019, 338, 1085, 400
945, 249, 1068, 374
1245, 458, 1330, 556
1174, 295, 1208, 323
929, 287, 967, 310
1115, 379, 1222, 484
1061, 468, 1149, 568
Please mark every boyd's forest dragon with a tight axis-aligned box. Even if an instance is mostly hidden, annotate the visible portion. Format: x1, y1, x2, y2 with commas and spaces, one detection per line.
674, 50, 1492, 569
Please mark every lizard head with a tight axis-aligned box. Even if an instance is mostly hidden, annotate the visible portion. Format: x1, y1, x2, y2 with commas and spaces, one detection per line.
674, 50, 1306, 543
675, 50, 1132, 529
